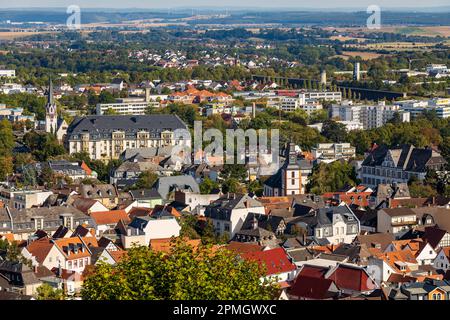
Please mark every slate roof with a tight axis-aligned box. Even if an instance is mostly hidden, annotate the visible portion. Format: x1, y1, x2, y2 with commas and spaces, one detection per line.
129, 189, 162, 200
288, 205, 358, 230
121, 146, 175, 161
241, 213, 284, 232
80, 184, 118, 199
204, 194, 263, 221
362, 144, 446, 173
67, 115, 188, 140
156, 175, 200, 200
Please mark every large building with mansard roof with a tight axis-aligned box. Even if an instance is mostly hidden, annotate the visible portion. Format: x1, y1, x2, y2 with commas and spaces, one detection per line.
66, 114, 191, 161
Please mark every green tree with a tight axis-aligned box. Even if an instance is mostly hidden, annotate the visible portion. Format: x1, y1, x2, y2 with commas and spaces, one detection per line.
36, 283, 66, 300
81, 241, 278, 300
199, 177, 219, 194
134, 170, 158, 189
0, 119, 15, 157
307, 161, 359, 194
321, 120, 348, 143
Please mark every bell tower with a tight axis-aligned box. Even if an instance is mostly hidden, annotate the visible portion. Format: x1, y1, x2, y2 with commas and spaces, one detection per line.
45, 78, 58, 134
281, 142, 302, 196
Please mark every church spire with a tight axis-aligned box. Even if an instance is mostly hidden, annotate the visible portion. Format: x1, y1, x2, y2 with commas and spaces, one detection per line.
48, 77, 54, 105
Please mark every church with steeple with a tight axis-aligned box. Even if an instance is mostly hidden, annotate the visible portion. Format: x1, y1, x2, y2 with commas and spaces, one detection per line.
263, 142, 313, 196
43, 78, 68, 142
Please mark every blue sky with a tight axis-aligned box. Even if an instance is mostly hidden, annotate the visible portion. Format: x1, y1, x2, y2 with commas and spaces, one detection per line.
1, 0, 449, 9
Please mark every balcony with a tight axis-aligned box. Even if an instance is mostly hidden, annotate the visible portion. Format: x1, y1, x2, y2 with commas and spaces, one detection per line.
391, 220, 417, 227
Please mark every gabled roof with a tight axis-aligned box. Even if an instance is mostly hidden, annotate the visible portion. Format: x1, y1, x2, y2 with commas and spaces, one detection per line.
241, 247, 296, 276
90, 210, 130, 226
422, 226, 448, 249
289, 275, 337, 299
362, 144, 446, 172
25, 238, 54, 264
326, 264, 378, 292
225, 241, 265, 255
71, 197, 104, 214
205, 194, 263, 221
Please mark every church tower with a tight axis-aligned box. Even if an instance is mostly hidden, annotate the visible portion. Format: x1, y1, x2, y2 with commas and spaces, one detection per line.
45, 78, 58, 134
281, 142, 302, 196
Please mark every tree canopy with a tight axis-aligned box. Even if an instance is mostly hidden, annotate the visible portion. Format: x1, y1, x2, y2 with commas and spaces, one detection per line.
81, 241, 278, 300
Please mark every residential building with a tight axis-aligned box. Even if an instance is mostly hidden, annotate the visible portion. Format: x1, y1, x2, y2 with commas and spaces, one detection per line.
66, 114, 190, 160
311, 143, 356, 163
0, 105, 35, 123
434, 247, 450, 271
0, 189, 53, 210
174, 190, 221, 212
397, 99, 450, 119
304, 91, 342, 102
360, 144, 447, 187
332, 101, 410, 130
377, 208, 418, 236
0, 206, 94, 241
129, 189, 164, 208
28, 160, 96, 182
22, 236, 97, 273
120, 215, 181, 249
90, 210, 130, 237
241, 247, 297, 283
399, 279, 450, 300
79, 184, 120, 209
360, 102, 410, 129
0, 68, 15, 78
204, 193, 266, 238
155, 175, 200, 201
69, 197, 109, 215
288, 204, 360, 245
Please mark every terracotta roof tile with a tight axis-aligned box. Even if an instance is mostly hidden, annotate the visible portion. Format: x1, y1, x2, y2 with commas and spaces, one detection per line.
90, 210, 130, 225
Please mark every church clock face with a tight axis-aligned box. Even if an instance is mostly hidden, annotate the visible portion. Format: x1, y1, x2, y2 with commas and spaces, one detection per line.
289, 153, 296, 164
48, 105, 56, 116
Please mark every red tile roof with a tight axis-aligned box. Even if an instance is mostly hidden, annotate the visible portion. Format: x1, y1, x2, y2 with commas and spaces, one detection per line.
90, 210, 130, 225
327, 265, 378, 292
241, 248, 296, 276
289, 275, 336, 299
25, 238, 53, 264
80, 161, 92, 175
298, 265, 329, 278
226, 241, 265, 255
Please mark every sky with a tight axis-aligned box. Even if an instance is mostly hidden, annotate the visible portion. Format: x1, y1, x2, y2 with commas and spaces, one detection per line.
1, 0, 449, 9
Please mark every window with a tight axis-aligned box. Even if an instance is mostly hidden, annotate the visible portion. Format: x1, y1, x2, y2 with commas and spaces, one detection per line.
68, 261, 72, 269
432, 293, 442, 300
291, 172, 295, 178
291, 179, 295, 185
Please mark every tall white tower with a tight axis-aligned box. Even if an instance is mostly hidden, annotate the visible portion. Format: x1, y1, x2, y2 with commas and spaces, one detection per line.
45, 78, 58, 134
353, 62, 361, 81
281, 142, 302, 196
